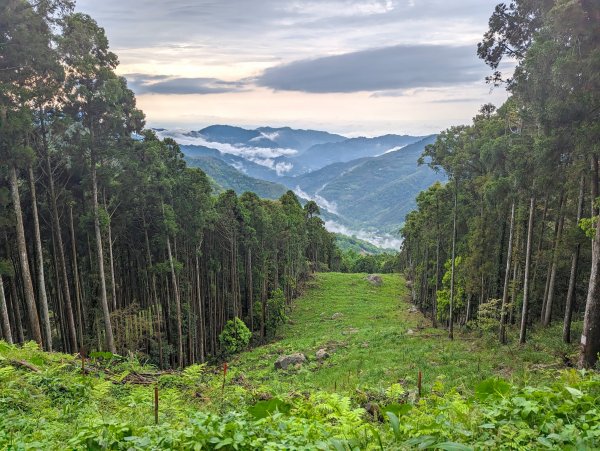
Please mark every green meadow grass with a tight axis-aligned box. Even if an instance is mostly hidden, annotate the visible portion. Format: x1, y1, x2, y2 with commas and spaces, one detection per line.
226, 272, 580, 397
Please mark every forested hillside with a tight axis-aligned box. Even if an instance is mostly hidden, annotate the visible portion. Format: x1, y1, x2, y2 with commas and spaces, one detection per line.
185, 155, 289, 199
400, 0, 600, 368
0, 0, 338, 368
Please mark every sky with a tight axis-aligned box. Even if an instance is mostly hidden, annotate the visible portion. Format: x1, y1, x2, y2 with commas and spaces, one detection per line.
76, 0, 510, 137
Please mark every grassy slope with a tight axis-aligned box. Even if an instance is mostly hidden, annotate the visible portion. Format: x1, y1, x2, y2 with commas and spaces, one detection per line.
229, 273, 578, 395
2, 273, 596, 450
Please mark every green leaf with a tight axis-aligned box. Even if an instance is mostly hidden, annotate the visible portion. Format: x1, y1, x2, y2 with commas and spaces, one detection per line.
248, 398, 291, 419
434, 442, 473, 451
383, 403, 412, 417
475, 378, 510, 399
386, 412, 400, 439
565, 386, 583, 398
536, 436, 553, 448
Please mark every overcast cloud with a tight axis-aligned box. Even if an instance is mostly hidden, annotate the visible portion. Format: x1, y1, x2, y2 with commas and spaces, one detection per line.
76, 0, 509, 135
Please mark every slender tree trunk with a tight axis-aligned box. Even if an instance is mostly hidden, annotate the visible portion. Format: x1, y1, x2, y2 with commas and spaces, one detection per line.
103, 194, 118, 311
91, 148, 116, 353
0, 275, 12, 344
543, 197, 565, 326
69, 205, 84, 346
580, 197, 600, 368
9, 166, 43, 346
580, 156, 600, 368
41, 113, 78, 353
449, 178, 458, 340
195, 250, 205, 362
247, 248, 253, 331
166, 233, 183, 367
564, 176, 585, 343
500, 201, 515, 344
520, 196, 536, 344
28, 166, 52, 350
433, 237, 440, 327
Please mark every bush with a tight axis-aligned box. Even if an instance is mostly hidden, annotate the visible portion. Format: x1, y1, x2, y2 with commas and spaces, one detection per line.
219, 318, 251, 355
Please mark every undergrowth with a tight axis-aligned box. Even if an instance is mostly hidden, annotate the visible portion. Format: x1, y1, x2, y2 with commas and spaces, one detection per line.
1, 273, 598, 450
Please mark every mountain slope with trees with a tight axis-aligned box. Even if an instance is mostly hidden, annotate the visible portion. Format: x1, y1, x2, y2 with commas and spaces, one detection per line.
0, 0, 338, 368
400, 0, 600, 368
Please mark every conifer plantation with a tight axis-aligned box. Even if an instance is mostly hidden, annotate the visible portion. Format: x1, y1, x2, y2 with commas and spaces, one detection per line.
2, 1, 600, 449
0, 0, 337, 367
400, 0, 600, 368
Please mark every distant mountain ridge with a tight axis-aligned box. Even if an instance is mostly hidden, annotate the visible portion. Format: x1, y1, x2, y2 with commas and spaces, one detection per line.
157, 125, 445, 246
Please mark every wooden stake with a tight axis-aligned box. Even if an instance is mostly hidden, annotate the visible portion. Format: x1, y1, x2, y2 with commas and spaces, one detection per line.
417, 370, 422, 398
154, 385, 159, 425
221, 362, 228, 397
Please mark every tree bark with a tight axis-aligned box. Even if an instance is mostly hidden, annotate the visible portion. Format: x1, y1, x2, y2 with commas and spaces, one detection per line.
500, 201, 515, 344
103, 193, 118, 311
0, 275, 12, 344
564, 176, 585, 343
519, 196, 536, 344
166, 233, 183, 367
543, 197, 565, 326
448, 178, 458, 340
69, 205, 85, 346
28, 165, 52, 350
9, 166, 43, 346
580, 203, 600, 368
41, 112, 78, 353
195, 249, 205, 362
91, 148, 116, 353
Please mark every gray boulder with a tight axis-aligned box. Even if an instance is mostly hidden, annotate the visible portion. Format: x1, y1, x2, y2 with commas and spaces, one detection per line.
366, 274, 383, 286
274, 353, 307, 370
316, 348, 329, 360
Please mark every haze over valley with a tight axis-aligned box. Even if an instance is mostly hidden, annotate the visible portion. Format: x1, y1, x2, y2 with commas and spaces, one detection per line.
158, 125, 444, 248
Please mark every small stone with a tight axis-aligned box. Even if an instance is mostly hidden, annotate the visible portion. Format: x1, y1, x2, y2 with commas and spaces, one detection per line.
274, 353, 307, 370
316, 348, 329, 360
331, 312, 343, 320
407, 329, 415, 335
366, 274, 383, 286
361, 342, 369, 348
342, 327, 359, 335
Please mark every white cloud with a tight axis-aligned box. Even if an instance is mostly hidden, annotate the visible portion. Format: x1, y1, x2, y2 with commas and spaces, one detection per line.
294, 186, 339, 215
157, 129, 297, 173
324, 220, 403, 249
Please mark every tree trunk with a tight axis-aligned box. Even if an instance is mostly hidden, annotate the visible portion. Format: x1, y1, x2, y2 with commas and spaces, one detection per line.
69, 205, 85, 346
448, 178, 458, 340
519, 196, 536, 344
0, 275, 12, 344
543, 197, 565, 326
195, 250, 205, 362
580, 200, 600, 368
103, 194, 118, 311
41, 112, 78, 353
247, 248, 253, 331
564, 176, 585, 343
28, 166, 52, 350
166, 233, 183, 367
9, 166, 43, 346
500, 201, 515, 344
91, 148, 116, 353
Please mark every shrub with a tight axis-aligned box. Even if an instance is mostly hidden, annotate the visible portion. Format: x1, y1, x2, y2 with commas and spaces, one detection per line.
219, 318, 251, 354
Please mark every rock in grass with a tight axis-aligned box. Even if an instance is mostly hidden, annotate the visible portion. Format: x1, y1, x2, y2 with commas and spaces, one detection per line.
274, 353, 307, 370
316, 348, 329, 360
331, 312, 343, 320
366, 274, 383, 286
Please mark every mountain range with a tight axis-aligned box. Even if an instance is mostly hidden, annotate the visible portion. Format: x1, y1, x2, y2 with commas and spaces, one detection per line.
158, 125, 445, 247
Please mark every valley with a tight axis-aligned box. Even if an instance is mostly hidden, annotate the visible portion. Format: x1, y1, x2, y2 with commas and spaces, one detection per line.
162, 126, 445, 245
